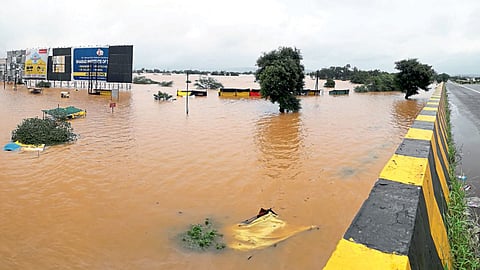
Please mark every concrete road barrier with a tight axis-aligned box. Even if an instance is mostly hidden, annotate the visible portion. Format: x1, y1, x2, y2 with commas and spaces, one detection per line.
324, 83, 452, 270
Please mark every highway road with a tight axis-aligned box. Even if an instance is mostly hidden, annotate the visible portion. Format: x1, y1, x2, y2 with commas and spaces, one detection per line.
446, 82, 480, 209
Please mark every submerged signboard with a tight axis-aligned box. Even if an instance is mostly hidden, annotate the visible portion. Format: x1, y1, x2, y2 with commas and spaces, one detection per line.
24, 48, 48, 79
72, 47, 109, 81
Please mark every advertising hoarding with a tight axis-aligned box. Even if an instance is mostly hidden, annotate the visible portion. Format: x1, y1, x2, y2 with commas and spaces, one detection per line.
47, 47, 72, 81
72, 47, 109, 81
107, 45, 133, 83
24, 48, 48, 79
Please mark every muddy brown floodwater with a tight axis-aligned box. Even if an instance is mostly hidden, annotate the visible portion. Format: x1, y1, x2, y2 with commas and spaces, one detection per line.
0, 75, 432, 269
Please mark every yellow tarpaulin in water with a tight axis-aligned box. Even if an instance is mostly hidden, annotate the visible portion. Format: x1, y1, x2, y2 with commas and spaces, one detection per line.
228, 209, 316, 251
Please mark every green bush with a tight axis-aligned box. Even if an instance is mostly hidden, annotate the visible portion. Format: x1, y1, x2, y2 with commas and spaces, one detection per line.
36, 81, 51, 88
194, 77, 223, 90
11, 118, 77, 146
133, 76, 158, 84
324, 78, 335, 88
154, 91, 173, 101
180, 218, 226, 251
354, 85, 368, 93
159, 81, 173, 87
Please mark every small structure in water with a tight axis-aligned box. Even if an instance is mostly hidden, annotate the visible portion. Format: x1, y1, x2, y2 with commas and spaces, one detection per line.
88, 89, 112, 96
3, 141, 45, 152
218, 88, 262, 97
60, 91, 70, 98
3, 142, 21, 151
42, 106, 86, 120
29, 87, 43, 94
299, 89, 323, 96
177, 89, 207, 97
329, 89, 349, 95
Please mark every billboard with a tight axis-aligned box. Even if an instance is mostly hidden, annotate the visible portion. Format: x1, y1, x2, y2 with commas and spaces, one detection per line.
47, 47, 72, 81
107, 45, 133, 83
24, 48, 48, 79
72, 47, 109, 81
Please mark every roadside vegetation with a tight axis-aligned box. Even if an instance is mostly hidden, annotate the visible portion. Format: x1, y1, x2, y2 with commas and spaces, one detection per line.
11, 117, 77, 146
444, 90, 480, 270
180, 218, 226, 251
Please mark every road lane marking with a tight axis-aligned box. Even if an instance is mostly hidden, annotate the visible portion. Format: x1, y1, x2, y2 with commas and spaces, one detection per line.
455, 83, 480, 94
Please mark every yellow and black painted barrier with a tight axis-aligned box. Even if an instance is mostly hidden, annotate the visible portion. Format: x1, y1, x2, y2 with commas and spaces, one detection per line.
324, 83, 452, 269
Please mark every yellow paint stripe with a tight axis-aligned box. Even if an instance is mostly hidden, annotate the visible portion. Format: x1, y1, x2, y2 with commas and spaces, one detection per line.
405, 128, 433, 141
323, 239, 411, 270
423, 107, 438, 111
434, 122, 449, 170
416, 115, 436, 122
380, 154, 428, 186
422, 166, 452, 269
427, 102, 440, 106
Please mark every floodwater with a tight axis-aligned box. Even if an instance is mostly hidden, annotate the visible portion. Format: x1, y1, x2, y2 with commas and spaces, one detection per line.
0, 75, 431, 269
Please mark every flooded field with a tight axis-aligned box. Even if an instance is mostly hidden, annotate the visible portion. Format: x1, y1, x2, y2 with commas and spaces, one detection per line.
0, 75, 431, 269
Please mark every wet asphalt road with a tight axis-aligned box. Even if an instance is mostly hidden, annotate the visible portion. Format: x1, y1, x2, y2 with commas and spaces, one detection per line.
446, 82, 480, 210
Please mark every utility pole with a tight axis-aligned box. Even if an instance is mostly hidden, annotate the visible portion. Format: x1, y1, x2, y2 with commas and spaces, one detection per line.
186, 72, 190, 115
14, 68, 17, 90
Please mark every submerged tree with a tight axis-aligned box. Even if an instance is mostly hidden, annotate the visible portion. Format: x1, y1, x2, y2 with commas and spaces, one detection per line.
194, 77, 223, 90
324, 78, 335, 88
11, 118, 77, 146
395, 59, 434, 99
255, 47, 304, 113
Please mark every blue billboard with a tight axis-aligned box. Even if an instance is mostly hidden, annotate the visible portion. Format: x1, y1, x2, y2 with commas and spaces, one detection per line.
72, 47, 109, 81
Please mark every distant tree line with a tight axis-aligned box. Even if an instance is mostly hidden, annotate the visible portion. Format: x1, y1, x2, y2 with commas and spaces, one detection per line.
308, 64, 450, 95
133, 68, 255, 76
133, 76, 173, 86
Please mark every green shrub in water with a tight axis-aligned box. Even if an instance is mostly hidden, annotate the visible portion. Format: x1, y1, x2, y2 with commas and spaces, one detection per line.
181, 218, 226, 251
11, 118, 77, 146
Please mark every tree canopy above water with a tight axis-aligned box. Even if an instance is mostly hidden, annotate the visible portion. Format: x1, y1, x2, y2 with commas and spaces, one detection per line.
394, 59, 434, 99
11, 118, 77, 146
255, 47, 304, 113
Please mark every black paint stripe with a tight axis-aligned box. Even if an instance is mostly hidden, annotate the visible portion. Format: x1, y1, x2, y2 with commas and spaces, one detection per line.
419, 110, 437, 116
411, 121, 435, 131
428, 146, 448, 223
395, 138, 431, 159
408, 180, 444, 270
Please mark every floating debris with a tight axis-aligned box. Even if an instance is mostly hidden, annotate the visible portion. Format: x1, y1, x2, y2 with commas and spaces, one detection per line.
228, 208, 317, 251
467, 197, 480, 208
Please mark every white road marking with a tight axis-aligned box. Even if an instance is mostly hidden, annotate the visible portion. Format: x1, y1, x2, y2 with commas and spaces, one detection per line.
455, 83, 480, 94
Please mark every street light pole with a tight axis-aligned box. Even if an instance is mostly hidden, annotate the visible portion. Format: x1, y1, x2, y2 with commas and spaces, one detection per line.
186, 72, 189, 115
14, 69, 17, 90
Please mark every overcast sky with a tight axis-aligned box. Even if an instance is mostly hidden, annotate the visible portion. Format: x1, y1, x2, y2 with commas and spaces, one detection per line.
1, 0, 479, 75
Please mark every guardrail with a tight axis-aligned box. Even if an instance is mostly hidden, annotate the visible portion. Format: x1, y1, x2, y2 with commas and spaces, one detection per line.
324, 83, 452, 269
